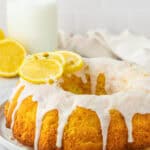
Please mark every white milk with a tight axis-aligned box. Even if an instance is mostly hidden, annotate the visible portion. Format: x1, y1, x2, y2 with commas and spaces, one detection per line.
7, 0, 57, 53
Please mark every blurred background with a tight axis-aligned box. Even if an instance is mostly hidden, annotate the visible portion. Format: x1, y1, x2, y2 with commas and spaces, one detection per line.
1, 0, 150, 35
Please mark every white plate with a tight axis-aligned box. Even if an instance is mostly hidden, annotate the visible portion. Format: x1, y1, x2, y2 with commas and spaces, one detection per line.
0, 102, 32, 150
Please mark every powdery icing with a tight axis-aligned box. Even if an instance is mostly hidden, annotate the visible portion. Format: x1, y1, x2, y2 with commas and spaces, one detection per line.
9, 58, 150, 150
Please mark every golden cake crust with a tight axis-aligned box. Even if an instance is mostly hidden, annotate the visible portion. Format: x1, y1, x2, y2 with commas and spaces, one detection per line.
5, 95, 150, 150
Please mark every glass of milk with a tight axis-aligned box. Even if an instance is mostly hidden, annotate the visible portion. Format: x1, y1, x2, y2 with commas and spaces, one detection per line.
7, 0, 57, 53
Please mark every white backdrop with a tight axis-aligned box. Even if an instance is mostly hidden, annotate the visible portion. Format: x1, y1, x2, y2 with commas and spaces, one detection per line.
1, 0, 150, 35
0, 0, 6, 31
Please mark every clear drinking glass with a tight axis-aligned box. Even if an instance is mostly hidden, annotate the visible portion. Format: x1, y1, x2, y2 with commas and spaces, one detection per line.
7, 0, 57, 53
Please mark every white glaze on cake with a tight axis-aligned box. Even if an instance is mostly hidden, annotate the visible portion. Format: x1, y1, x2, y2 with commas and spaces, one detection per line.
9, 58, 150, 150
73, 66, 88, 84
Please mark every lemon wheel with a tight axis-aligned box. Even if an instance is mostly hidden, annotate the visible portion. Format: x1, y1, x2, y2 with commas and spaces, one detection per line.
55, 50, 84, 73
0, 39, 26, 77
35, 52, 65, 66
19, 55, 63, 84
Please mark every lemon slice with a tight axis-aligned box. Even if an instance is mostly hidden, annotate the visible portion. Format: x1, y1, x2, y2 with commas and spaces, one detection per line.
19, 55, 63, 84
0, 39, 26, 77
0, 29, 5, 40
55, 51, 84, 73
35, 52, 65, 66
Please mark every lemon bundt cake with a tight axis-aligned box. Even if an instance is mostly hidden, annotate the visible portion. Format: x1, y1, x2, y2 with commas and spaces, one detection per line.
4, 57, 150, 150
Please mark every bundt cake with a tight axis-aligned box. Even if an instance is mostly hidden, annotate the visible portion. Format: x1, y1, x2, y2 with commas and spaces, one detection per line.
4, 57, 150, 150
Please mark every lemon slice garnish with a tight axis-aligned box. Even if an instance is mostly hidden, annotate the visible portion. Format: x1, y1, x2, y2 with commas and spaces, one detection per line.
19, 55, 63, 84
55, 51, 84, 73
0, 29, 5, 40
35, 52, 65, 66
0, 39, 26, 77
